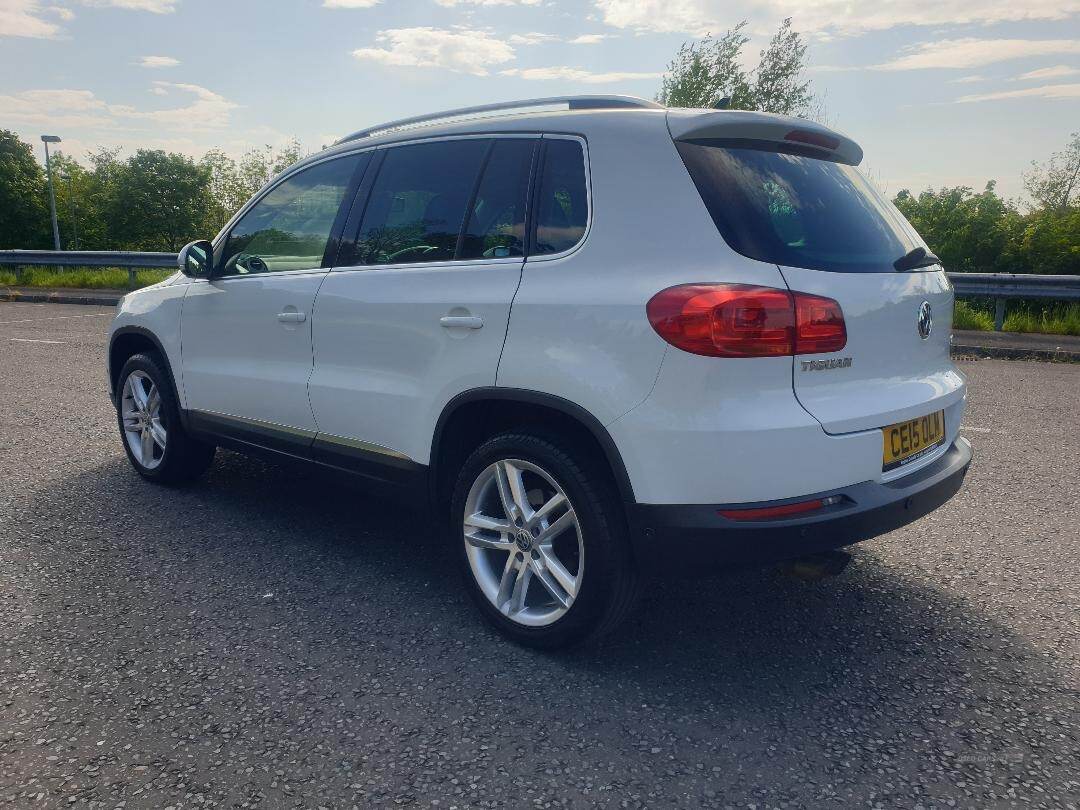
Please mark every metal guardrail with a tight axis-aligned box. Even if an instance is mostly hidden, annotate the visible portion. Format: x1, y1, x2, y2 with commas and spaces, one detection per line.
948, 273, 1080, 330
0, 251, 1077, 328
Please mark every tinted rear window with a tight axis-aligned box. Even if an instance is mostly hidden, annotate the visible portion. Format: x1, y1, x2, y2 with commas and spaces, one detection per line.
354, 139, 488, 265
677, 139, 921, 273
533, 139, 588, 256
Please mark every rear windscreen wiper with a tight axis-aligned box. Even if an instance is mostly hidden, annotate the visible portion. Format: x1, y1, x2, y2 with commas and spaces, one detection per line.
894, 247, 941, 272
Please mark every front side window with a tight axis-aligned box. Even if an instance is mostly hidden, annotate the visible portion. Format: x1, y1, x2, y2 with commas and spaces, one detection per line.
533, 139, 588, 256
354, 139, 488, 265
676, 139, 922, 273
217, 153, 363, 276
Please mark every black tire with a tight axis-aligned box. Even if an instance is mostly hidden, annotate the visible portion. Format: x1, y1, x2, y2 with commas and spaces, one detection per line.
450, 431, 639, 649
115, 352, 215, 485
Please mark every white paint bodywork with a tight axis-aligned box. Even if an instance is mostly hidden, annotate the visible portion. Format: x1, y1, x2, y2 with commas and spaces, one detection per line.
108, 102, 967, 507
180, 269, 327, 431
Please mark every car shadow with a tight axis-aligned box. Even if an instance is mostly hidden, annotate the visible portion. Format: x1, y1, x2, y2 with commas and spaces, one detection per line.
14, 449, 1069, 804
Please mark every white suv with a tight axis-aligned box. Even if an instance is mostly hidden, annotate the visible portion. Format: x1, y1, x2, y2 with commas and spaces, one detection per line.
108, 95, 972, 648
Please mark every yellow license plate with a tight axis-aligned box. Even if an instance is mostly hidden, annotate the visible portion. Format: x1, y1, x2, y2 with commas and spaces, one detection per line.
882, 411, 945, 472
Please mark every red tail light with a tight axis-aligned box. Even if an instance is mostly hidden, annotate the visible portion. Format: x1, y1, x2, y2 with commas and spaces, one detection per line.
794, 292, 847, 354
646, 284, 846, 358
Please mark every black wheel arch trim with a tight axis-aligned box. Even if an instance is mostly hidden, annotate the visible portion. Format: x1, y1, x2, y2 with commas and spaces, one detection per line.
108, 326, 189, 430
430, 387, 637, 508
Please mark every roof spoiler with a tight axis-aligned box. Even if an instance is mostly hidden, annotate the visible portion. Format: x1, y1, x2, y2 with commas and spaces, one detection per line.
667, 109, 863, 165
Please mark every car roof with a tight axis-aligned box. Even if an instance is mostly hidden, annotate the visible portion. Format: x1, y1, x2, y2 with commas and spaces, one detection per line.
283, 95, 862, 177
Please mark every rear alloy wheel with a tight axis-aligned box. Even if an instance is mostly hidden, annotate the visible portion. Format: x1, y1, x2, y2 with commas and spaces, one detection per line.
463, 458, 584, 627
452, 433, 638, 649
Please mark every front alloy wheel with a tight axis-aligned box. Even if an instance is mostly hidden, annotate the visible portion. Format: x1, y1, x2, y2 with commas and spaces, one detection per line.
115, 352, 215, 484
120, 370, 166, 470
463, 459, 584, 627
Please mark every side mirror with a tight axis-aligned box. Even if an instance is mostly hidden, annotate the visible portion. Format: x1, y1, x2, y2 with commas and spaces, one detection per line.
178, 239, 213, 278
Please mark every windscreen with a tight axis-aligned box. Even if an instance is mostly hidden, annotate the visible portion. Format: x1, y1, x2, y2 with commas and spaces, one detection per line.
677, 139, 923, 273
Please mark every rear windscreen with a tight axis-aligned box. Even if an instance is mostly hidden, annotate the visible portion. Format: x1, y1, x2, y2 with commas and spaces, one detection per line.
677, 139, 922, 273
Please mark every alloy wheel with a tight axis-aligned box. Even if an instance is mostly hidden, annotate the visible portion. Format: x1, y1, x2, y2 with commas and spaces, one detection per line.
121, 370, 166, 470
463, 458, 584, 627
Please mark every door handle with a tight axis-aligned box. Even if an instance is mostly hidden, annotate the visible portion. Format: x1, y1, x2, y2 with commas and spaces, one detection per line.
439, 315, 484, 330
277, 310, 307, 323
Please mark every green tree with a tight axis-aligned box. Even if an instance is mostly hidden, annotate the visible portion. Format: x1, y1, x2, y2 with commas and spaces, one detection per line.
657, 23, 750, 109
104, 149, 212, 251
750, 18, 813, 116
0, 130, 49, 249
1014, 208, 1080, 275
1023, 131, 1080, 212
199, 149, 246, 234
893, 182, 1024, 273
658, 18, 814, 117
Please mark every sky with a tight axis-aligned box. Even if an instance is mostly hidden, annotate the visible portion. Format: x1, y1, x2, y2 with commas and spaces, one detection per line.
1, 0, 1078, 202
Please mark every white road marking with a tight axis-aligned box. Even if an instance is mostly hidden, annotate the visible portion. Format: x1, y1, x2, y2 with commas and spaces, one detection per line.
0, 312, 111, 325
10, 337, 66, 344
960, 425, 992, 433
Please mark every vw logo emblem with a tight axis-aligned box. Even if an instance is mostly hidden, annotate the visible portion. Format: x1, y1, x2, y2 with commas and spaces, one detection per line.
515, 531, 532, 552
917, 301, 933, 340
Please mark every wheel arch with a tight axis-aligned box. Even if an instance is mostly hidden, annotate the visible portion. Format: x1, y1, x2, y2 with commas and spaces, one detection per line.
429, 388, 637, 514
108, 326, 181, 411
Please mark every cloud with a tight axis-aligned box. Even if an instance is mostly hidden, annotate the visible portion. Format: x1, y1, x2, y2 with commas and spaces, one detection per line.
81, 0, 176, 11
323, 0, 381, 7
949, 75, 986, 83
112, 82, 237, 129
956, 82, 1080, 102
591, 0, 1080, 37
568, 34, 610, 44
434, 0, 541, 6
1015, 64, 1080, 81
0, 0, 64, 37
353, 27, 515, 76
0, 88, 113, 128
508, 31, 557, 45
138, 55, 180, 68
874, 38, 1080, 70
500, 66, 662, 83
0, 83, 237, 132
1, 0, 173, 38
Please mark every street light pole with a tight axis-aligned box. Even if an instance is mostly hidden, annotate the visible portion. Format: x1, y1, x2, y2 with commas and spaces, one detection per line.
41, 135, 62, 251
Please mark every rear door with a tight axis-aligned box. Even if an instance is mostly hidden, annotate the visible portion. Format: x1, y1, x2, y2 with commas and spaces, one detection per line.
308, 136, 537, 469
676, 138, 964, 440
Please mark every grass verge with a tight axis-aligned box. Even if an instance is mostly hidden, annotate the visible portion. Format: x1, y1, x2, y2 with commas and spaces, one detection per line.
0, 266, 172, 290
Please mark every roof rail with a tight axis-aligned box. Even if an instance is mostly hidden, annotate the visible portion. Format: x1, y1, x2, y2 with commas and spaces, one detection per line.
335, 95, 665, 144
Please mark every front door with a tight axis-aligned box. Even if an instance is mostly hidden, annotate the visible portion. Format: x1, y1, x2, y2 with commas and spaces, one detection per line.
181, 152, 366, 443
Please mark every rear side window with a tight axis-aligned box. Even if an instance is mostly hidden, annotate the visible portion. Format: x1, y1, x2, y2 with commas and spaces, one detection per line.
677, 139, 921, 273
354, 139, 488, 265
533, 139, 588, 256
459, 138, 536, 260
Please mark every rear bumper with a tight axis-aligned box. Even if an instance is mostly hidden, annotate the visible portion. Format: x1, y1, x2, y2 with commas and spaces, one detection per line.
630, 436, 972, 575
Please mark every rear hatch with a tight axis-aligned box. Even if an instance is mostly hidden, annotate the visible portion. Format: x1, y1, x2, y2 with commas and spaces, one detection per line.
671, 111, 964, 437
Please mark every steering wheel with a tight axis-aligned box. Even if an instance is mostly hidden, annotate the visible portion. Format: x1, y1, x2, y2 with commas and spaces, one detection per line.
244, 255, 269, 273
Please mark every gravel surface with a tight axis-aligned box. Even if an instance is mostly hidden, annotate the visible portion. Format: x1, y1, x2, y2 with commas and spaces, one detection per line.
1, 302, 1077, 809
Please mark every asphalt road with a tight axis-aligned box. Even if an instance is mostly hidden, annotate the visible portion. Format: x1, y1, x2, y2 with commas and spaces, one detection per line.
1, 302, 1077, 809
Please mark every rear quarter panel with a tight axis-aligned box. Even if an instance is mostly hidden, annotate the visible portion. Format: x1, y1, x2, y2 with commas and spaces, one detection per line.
497, 113, 792, 426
